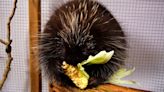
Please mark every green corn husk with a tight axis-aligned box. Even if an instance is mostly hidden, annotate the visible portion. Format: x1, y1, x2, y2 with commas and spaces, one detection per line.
106, 67, 137, 85
80, 50, 114, 65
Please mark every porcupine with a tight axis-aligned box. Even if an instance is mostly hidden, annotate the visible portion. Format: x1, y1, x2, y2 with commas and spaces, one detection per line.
39, 0, 127, 89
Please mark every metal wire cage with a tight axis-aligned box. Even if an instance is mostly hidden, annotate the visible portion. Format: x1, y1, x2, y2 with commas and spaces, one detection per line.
0, 0, 164, 92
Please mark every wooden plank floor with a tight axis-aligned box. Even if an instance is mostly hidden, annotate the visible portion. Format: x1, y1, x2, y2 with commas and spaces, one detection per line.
49, 83, 150, 92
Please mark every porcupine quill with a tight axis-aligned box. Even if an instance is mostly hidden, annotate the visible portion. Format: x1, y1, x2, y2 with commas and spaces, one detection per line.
39, 0, 127, 89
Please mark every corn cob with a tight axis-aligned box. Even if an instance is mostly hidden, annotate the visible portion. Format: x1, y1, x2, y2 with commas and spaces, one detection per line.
62, 61, 89, 89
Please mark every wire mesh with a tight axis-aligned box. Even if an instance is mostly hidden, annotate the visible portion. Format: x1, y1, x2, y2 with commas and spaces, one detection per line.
0, 0, 29, 92
1, 0, 163, 92
41, 0, 164, 92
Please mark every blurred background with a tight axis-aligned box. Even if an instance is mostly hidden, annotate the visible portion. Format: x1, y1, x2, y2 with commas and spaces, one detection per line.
0, 0, 164, 92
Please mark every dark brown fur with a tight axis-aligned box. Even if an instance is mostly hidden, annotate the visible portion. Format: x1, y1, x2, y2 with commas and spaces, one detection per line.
39, 0, 127, 89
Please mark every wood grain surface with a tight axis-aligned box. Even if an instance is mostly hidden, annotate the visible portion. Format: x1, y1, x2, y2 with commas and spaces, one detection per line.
29, 0, 41, 92
49, 82, 150, 92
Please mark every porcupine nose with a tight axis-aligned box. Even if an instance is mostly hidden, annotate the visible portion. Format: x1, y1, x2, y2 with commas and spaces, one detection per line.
65, 46, 88, 66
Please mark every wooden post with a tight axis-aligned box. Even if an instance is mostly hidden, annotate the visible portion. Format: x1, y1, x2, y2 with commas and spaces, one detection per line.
29, 0, 41, 92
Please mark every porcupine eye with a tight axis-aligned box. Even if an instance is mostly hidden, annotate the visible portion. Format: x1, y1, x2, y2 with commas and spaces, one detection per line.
81, 39, 97, 56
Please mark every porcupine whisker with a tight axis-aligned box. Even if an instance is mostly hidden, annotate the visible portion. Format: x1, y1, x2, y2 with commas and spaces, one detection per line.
112, 56, 126, 62
102, 18, 115, 24
99, 68, 105, 78
106, 42, 127, 51
108, 63, 118, 72
110, 60, 123, 67
107, 36, 126, 40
